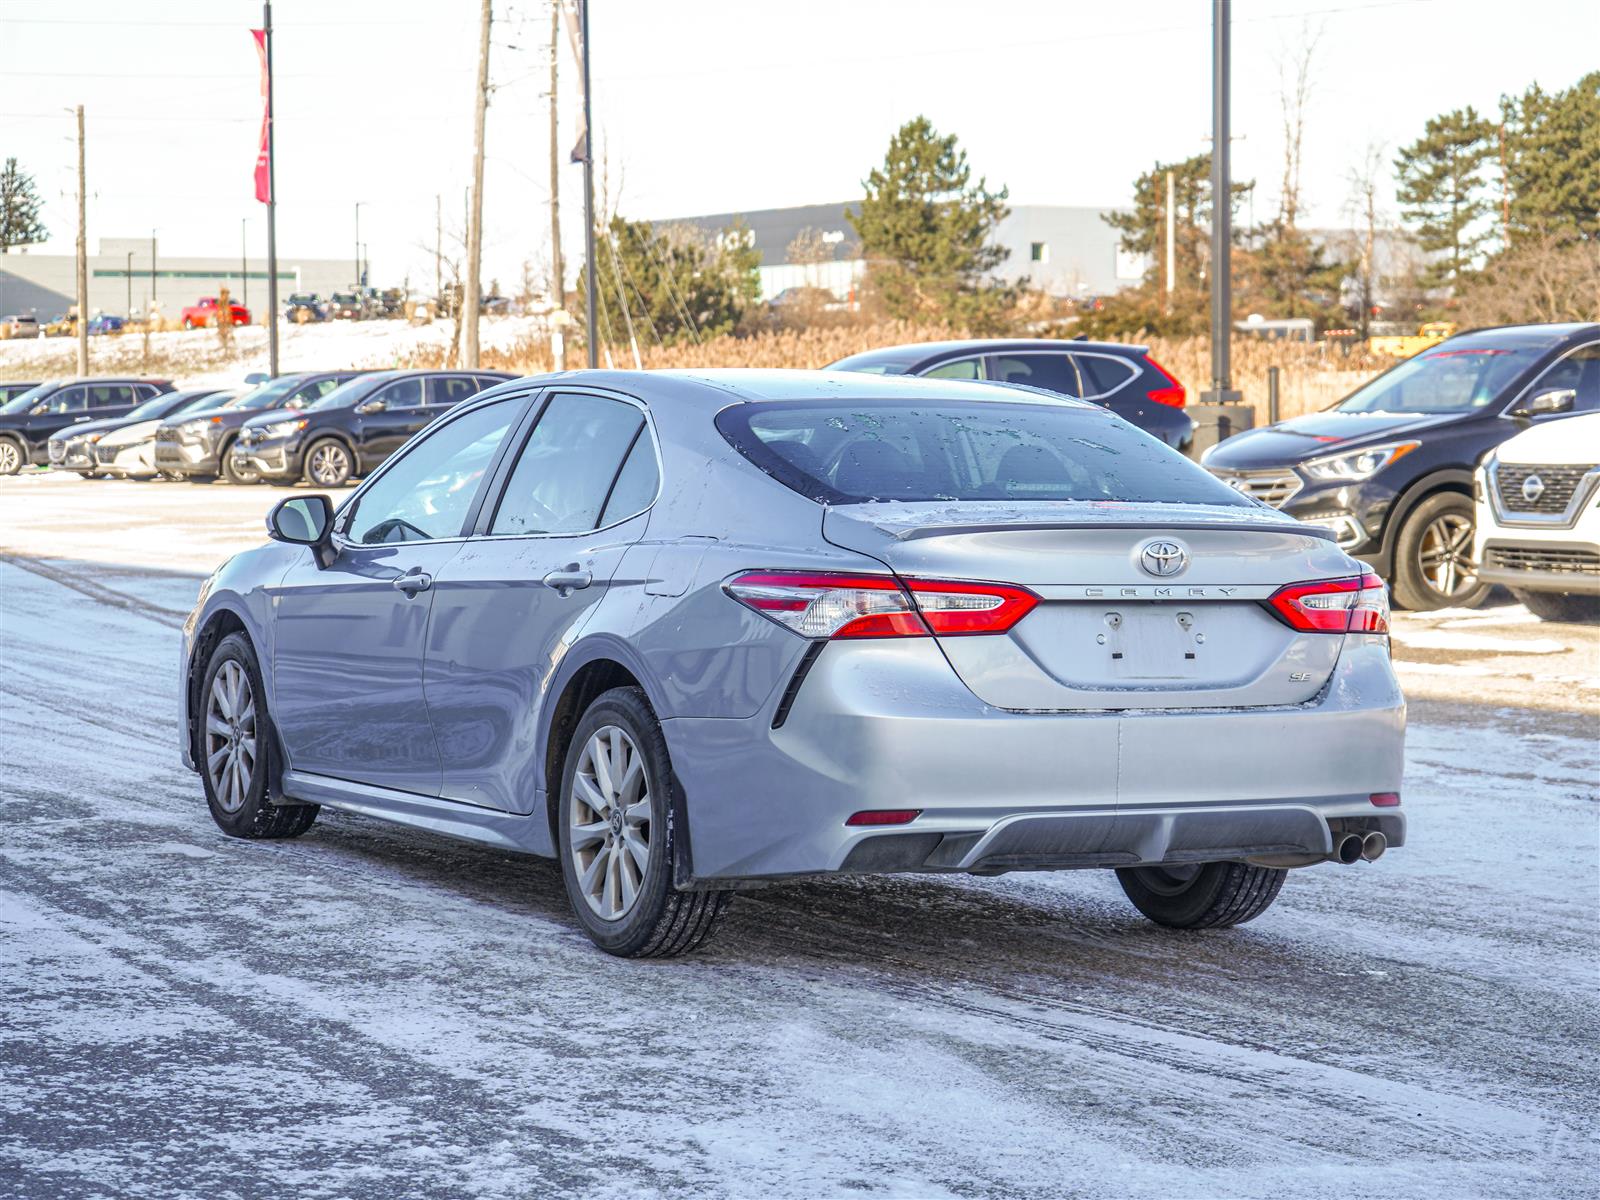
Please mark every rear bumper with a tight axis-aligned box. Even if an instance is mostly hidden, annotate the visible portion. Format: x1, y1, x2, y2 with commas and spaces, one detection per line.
665, 636, 1405, 881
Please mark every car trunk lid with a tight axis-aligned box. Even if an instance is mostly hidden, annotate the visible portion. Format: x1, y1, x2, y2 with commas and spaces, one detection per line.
823, 500, 1353, 710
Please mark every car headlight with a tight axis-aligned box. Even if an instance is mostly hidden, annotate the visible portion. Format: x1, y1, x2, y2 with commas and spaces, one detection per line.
1302, 441, 1420, 483
177, 418, 215, 440
255, 418, 308, 440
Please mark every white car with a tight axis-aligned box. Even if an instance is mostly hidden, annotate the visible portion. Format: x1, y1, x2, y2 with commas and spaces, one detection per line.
1474, 411, 1600, 622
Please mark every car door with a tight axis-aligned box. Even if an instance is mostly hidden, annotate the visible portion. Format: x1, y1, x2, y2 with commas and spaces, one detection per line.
270, 397, 524, 795
24, 385, 94, 450
353, 376, 430, 467
424, 389, 660, 813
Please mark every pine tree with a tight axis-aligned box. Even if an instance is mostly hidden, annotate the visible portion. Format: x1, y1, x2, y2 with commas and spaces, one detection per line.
579, 216, 760, 349
1500, 72, 1600, 241
1102, 153, 1251, 290
1393, 107, 1494, 290
0, 158, 49, 253
848, 117, 1012, 328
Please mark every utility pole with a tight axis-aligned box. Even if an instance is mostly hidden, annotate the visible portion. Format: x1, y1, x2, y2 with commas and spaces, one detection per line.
241, 217, 248, 310
151, 229, 157, 303
579, 0, 597, 368
435, 193, 442, 303
1203, 0, 1240, 404
463, 0, 492, 368
548, 1, 564, 312
1163, 169, 1175, 314
354, 201, 363, 288
74, 105, 88, 377
125, 250, 133, 317
263, 0, 280, 376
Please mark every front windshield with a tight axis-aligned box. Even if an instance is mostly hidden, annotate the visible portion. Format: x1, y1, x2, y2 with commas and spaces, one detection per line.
170, 390, 236, 416
308, 376, 387, 411
828, 350, 921, 376
0, 383, 57, 415
1337, 347, 1535, 415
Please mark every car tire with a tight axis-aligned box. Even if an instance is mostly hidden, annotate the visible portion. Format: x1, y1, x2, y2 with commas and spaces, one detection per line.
1391, 492, 1488, 611
0, 439, 25, 475
1513, 588, 1600, 624
220, 441, 259, 486
557, 686, 731, 958
1115, 861, 1287, 929
159, 471, 184, 482
304, 438, 354, 487
198, 632, 319, 840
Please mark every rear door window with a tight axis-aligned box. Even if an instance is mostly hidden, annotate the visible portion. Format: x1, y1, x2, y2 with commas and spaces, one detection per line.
87, 385, 135, 409
1073, 353, 1138, 397
429, 375, 480, 407
988, 353, 1084, 398
598, 431, 660, 526
717, 399, 1252, 507
490, 394, 646, 535
375, 377, 425, 410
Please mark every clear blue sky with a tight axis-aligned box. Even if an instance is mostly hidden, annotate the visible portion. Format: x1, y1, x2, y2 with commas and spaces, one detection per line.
2, 0, 1595, 293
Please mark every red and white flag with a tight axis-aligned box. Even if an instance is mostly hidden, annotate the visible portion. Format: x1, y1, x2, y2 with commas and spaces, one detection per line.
251, 29, 271, 203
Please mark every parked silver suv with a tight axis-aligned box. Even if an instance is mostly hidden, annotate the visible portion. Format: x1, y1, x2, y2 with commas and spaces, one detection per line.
180, 371, 1406, 956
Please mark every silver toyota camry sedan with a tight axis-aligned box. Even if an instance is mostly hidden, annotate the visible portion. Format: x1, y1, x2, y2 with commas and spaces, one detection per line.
180, 370, 1406, 957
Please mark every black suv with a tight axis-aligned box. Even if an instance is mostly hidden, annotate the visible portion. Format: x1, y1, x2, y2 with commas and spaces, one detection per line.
0, 378, 174, 475
232, 369, 517, 486
1203, 323, 1600, 610
828, 339, 1194, 451
155, 371, 371, 484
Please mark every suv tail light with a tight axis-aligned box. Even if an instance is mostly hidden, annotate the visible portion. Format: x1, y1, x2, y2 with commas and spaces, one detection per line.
1142, 355, 1186, 407
1266, 573, 1389, 634
724, 572, 1037, 640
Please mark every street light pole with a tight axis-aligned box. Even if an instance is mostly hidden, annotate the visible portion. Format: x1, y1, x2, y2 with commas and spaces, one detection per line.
1203, 0, 1241, 404
126, 250, 133, 317
580, 0, 596, 368
263, 0, 280, 375
354, 201, 363, 288
241, 217, 248, 310
150, 228, 157, 304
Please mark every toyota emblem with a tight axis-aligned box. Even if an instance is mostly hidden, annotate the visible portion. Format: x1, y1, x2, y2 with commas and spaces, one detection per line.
1521, 474, 1545, 503
1139, 540, 1189, 577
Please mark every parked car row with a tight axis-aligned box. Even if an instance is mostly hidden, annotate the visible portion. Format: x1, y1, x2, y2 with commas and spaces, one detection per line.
4, 323, 1597, 618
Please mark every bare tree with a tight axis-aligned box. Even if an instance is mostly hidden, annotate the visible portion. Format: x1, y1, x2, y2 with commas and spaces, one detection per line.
1343, 142, 1387, 337
1275, 25, 1322, 231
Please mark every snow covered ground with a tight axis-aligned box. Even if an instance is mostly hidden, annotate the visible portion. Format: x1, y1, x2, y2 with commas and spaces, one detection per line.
1, 474, 1597, 1199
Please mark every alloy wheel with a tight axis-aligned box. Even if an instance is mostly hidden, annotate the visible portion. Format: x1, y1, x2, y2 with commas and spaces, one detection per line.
1417, 511, 1476, 599
309, 443, 351, 486
205, 660, 257, 813
568, 725, 652, 921
0, 442, 21, 474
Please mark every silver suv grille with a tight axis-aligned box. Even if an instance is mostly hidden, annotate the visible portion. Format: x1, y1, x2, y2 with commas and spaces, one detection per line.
47, 442, 66, 463
1493, 464, 1591, 515
1205, 467, 1303, 508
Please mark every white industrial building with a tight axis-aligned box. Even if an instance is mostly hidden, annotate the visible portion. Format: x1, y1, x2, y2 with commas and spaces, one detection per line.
0, 237, 353, 321
655, 202, 1147, 302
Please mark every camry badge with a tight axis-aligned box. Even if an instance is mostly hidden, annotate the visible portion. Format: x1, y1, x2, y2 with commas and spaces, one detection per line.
1139, 540, 1189, 578
1521, 474, 1545, 503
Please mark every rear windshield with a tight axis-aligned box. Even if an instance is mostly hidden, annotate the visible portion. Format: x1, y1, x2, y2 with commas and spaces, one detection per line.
717, 399, 1253, 506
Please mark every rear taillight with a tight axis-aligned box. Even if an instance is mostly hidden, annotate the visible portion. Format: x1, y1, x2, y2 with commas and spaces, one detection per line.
724, 572, 1037, 640
1266, 573, 1389, 634
845, 809, 921, 827
1142, 354, 1187, 407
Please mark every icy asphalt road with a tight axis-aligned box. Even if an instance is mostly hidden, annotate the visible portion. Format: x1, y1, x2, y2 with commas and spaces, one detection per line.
1, 477, 1598, 1200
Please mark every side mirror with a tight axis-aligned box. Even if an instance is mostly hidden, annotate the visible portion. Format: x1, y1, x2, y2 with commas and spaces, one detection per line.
356, 398, 386, 415
1511, 388, 1575, 419
267, 494, 336, 567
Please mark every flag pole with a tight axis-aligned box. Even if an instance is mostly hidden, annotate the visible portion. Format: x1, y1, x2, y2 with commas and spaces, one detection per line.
263, 0, 280, 378
580, 0, 597, 369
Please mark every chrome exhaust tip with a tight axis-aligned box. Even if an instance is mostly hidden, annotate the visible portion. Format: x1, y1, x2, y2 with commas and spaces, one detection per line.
1361, 832, 1387, 862
1331, 833, 1364, 865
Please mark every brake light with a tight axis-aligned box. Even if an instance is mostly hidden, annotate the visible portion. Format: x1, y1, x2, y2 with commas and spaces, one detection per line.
845, 809, 921, 826
1142, 355, 1187, 407
724, 572, 1037, 640
1369, 792, 1401, 807
1266, 573, 1389, 634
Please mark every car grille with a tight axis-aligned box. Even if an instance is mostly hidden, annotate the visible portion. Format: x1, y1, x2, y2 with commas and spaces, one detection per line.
1493, 464, 1592, 514
155, 427, 179, 443
1205, 467, 1303, 508
94, 442, 118, 465
47, 441, 67, 463
1484, 545, 1600, 575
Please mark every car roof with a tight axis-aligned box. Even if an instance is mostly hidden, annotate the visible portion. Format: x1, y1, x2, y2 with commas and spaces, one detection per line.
832, 338, 1150, 366
502, 367, 1100, 412
1445, 322, 1600, 350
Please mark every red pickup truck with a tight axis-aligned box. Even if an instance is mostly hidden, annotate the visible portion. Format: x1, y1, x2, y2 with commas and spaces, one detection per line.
181, 297, 251, 329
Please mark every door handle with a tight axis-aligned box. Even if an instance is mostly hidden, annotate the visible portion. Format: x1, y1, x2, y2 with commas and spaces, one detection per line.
392, 572, 433, 595
542, 565, 592, 594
